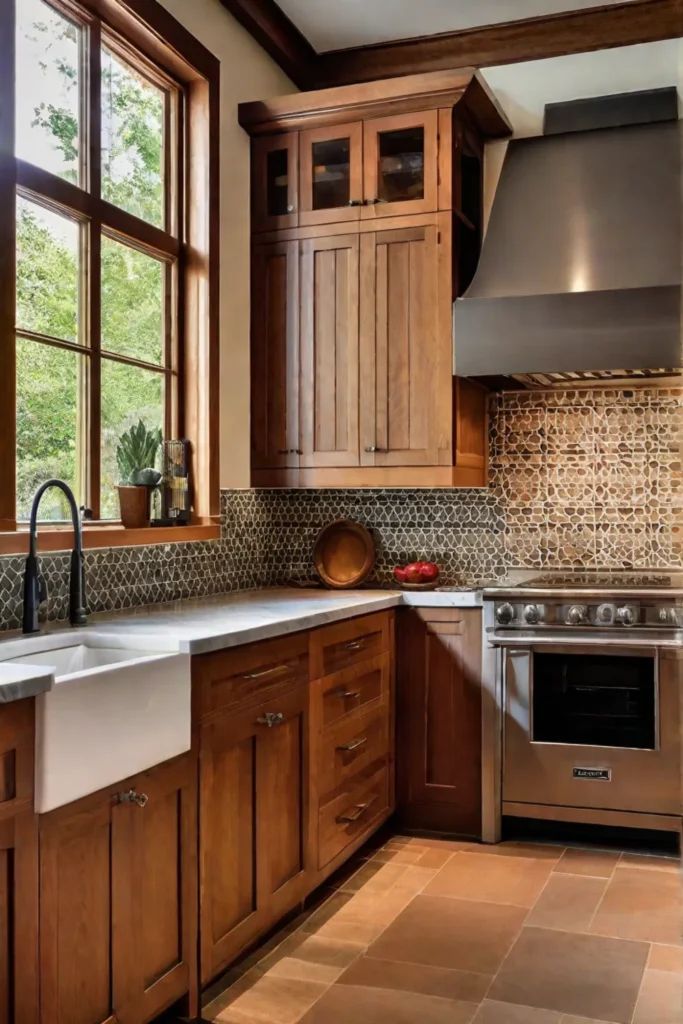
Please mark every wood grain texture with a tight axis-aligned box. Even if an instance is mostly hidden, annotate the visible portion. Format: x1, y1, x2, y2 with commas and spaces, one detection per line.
300, 234, 360, 467
218, 0, 317, 89
252, 133, 299, 233
299, 122, 364, 226
361, 110, 439, 220
397, 608, 483, 838
313, 0, 683, 87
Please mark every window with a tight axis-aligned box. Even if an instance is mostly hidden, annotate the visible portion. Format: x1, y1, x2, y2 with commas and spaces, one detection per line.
1, 0, 219, 542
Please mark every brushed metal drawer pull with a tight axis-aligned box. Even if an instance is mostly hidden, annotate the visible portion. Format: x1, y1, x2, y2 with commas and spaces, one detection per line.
336, 795, 378, 824
116, 789, 148, 808
337, 735, 367, 753
344, 639, 365, 651
333, 688, 361, 700
243, 664, 290, 681
256, 712, 285, 728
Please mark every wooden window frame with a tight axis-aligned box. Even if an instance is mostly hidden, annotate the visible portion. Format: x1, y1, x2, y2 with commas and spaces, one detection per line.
0, 0, 220, 552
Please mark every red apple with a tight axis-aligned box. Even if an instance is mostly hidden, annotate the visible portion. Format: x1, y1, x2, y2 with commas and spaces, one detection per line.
419, 561, 439, 582
393, 566, 408, 583
404, 562, 423, 583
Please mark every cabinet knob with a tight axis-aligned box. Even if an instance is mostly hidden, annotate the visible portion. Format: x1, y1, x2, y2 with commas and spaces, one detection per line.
116, 788, 148, 808
286, 204, 295, 213
256, 711, 285, 728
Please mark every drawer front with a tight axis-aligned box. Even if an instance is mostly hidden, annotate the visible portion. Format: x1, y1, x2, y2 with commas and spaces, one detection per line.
195, 632, 309, 720
321, 652, 389, 729
319, 702, 390, 797
318, 763, 389, 869
311, 612, 391, 679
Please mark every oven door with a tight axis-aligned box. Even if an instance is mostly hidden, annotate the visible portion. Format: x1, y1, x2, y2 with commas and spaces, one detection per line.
503, 644, 681, 815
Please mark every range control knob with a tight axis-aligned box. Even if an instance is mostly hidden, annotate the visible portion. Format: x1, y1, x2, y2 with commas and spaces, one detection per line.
615, 605, 635, 626
597, 603, 615, 625
523, 604, 541, 624
657, 606, 678, 625
566, 604, 588, 626
496, 602, 515, 625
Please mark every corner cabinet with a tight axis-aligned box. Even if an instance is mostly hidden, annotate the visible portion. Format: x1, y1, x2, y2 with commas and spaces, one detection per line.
241, 70, 511, 488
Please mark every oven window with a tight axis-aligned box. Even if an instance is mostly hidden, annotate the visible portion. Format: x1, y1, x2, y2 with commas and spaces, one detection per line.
532, 653, 655, 750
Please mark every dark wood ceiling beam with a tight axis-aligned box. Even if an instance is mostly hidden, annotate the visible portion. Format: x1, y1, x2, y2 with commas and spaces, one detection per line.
218, 0, 317, 89
313, 0, 683, 88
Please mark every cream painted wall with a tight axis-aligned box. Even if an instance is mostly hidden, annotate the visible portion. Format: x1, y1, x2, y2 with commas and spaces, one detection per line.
158, 0, 295, 488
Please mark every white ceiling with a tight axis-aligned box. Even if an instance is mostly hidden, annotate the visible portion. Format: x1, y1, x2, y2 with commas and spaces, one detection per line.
481, 39, 683, 137
278, 0, 642, 53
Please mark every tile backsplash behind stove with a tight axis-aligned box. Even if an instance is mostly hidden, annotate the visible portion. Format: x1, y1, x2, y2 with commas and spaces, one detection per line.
0, 386, 679, 630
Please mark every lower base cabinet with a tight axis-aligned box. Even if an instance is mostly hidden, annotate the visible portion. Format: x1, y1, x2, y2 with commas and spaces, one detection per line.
38, 752, 198, 1024
198, 680, 310, 985
397, 607, 483, 837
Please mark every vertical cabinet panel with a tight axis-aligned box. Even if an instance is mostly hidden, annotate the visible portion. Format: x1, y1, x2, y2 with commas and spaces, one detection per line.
397, 608, 482, 837
299, 123, 363, 226
300, 235, 360, 467
0, 839, 11, 1024
251, 240, 300, 469
360, 222, 450, 466
252, 133, 298, 232
362, 110, 439, 219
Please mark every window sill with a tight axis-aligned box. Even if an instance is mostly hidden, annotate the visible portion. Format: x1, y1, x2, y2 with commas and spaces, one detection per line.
0, 522, 221, 556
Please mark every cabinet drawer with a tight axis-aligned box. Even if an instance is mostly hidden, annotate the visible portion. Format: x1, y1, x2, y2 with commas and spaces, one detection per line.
319, 702, 390, 797
321, 652, 389, 729
318, 763, 389, 869
311, 612, 391, 679
195, 632, 309, 720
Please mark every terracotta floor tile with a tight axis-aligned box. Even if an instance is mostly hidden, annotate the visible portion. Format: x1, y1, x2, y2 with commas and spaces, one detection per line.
619, 853, 682, 873
418, 847, 456, 869
338, 955, 490, 1003
300, 891, 355, 935
340, 860, 409, 893
425, 851, 554, 907
366, 894, 527, 974
649, 945, 683, 974
590, 867, 683, 945
554, 848, 620, 878
313, 885, 414, 946
488, 926, 649, 1023
525, 874, 607, 933
214, 973, 328, 1024
372, 846, 426, 865
632, 968, 683, 1024
474, 842, 565, 862
299, 983, 478, 1023
473, 1000, 562, 1023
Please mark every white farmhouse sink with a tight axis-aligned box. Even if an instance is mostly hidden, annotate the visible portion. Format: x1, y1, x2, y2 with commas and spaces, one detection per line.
0, 631, 191, 812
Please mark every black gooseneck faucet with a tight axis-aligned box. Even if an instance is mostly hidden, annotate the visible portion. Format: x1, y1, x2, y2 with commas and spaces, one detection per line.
22, 479, 88, 634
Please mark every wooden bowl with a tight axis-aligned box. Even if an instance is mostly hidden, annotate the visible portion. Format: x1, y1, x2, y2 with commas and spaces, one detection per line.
313, 520, 376, 589
398, 579, 440, 591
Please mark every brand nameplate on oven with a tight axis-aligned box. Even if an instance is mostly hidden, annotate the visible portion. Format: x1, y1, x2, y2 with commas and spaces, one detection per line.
573, 767, 611, 781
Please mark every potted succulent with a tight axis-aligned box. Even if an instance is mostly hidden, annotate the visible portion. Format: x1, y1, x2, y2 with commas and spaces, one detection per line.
116, 420, 162, 528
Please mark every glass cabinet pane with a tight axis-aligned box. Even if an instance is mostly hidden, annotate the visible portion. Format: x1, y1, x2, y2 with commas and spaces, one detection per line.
312, 137, 350, 210
377, 126, 425, 203
266, 148, 290, 217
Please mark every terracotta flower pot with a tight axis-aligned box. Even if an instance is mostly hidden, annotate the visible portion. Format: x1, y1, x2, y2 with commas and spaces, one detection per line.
118, 485, 150, 529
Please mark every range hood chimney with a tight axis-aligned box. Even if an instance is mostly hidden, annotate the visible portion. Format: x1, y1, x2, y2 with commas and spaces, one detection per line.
454, 88, 681, 381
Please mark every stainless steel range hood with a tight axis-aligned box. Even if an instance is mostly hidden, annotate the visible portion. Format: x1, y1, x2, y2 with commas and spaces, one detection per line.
454, 89, 681, 381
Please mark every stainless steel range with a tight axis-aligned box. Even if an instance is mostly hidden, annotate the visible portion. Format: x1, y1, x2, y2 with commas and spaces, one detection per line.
481, 573, 683, 842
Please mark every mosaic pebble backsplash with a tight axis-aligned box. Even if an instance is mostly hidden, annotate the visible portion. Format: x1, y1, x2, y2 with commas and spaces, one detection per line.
0, 386, 679, 631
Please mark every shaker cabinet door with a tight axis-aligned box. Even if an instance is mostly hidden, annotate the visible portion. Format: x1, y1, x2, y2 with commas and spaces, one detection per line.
251, 240, 301, 469
252, 133, 299, 232
299, 123, 364, 226
362, 110, 439, 219
300, 234, 360, 467
360, 221, 450, 467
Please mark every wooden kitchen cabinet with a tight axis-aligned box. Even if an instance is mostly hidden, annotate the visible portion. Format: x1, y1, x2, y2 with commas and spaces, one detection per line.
241, 71, 511, 488
39, 752, 198, 1024
299, 233, 360, 468
198, 677, 309, 984
397, 608, 483, 837
360, 218, 451, 467
252, 132, 299, 233
251, 239, 301, 469
0, 700, 38, 1024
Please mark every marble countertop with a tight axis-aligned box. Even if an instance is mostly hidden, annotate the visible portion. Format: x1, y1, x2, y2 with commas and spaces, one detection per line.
91, 586, 483, 655
0, 586, 483, 699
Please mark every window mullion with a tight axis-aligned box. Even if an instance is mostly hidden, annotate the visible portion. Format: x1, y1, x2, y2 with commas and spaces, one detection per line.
1, 1, 16, 530
88, 18, 102, 518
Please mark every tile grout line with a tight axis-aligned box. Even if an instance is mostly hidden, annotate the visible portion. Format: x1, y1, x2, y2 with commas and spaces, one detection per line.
585, 853, 621, 935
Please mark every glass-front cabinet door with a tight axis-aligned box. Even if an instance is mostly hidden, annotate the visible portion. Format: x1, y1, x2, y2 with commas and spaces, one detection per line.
362, 110, 439, 218
252, 133, 299, 232
299, 123, 363, 226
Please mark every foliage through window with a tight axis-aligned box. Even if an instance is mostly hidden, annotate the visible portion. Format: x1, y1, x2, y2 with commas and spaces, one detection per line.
14, 0, 181, 521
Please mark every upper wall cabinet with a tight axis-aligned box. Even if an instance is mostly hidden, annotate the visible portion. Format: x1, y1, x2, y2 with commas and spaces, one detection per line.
252, 133, 299, 232
240, 70, 511, 488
